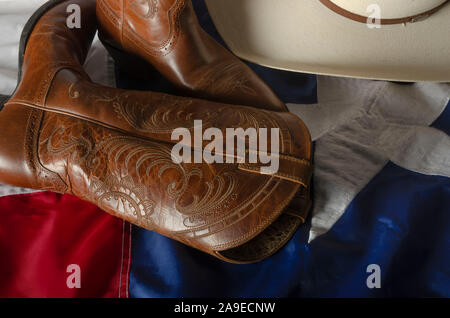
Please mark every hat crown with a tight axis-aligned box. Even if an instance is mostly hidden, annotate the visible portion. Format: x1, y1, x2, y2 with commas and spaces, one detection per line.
329, 0, 447, 19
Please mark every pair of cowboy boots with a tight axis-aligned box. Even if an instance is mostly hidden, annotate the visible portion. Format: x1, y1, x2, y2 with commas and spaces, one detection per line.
0, 0, 313, 263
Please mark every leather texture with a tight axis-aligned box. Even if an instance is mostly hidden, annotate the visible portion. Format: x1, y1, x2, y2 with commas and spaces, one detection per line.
0, 0, 313, 263
96, 0, 315, 262
96, 0, 288, 111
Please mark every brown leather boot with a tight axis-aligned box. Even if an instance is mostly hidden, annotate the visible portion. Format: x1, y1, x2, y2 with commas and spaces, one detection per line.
96, 0, 314, 258
96, 0, 287, 111
0, 0, 313, 263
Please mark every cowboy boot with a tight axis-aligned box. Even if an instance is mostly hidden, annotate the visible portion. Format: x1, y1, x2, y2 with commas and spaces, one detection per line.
0, 0, 313, 263
96, 0, 287, 111
97, 0, 314, 252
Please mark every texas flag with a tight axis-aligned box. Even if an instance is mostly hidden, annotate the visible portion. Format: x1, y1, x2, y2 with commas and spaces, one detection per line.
0, 0, 448, 298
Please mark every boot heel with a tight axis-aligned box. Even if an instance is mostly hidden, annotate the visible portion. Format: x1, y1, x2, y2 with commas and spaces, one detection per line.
0, 95, 10, 112
102, 41, 155, 81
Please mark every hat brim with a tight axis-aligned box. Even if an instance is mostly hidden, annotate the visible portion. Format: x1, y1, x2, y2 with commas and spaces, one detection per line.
205, 0, 450, 82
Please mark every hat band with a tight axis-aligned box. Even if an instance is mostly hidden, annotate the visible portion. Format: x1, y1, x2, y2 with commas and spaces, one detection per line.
319, 0, 449, 24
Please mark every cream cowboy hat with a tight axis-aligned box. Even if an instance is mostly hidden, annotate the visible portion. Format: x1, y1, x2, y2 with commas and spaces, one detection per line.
205, 0, 450, 82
